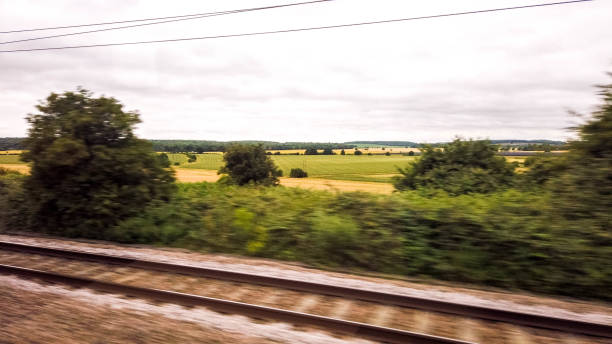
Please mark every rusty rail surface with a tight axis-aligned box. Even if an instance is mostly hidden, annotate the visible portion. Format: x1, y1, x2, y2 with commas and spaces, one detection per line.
1, 240, 610, 338
0, 263, 472, 344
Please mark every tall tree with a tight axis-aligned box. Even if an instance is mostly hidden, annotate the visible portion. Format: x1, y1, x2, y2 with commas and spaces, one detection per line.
21, 88, 175, 237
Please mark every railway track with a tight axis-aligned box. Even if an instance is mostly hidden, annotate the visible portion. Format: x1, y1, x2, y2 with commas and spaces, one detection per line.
0, 240, 610, 343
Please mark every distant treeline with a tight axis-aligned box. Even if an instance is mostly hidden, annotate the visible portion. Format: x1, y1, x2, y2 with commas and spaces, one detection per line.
0, 137, 567, 152
0, 137, 23, 150
427, 140, 567, 151
150, 140, 356, 153
345, 141, 420, 147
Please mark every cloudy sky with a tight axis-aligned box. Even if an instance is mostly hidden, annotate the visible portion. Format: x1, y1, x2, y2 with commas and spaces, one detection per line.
1, 0, 610, 142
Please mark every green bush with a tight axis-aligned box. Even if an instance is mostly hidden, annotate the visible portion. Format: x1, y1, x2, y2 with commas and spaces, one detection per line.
289, 168, 308, 178
394, 139, 515, 195
0, 168, 28, 232
304, 148, 318, 155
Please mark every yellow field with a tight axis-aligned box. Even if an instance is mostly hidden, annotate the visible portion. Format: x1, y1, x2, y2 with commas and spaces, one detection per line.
279, 177, 394, 194
0, 164, 30, 173
0, 150, 24, 154
174, 168, 219, 182
175, 168, 393, 194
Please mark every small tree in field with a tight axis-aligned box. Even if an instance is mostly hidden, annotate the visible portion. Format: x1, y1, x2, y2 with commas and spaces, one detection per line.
322, 148, 334, 155
354, 149, 363, 155
340, 149, 346, 155
218, 144, 282, 186
21, 88, 175, 236
289, 168, 308, 178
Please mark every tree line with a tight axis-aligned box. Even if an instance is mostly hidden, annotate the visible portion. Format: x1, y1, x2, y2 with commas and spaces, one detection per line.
150, 140, 356, 153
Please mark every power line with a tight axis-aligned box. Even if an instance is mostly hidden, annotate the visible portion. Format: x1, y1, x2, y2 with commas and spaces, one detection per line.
0, 0, 333, 45
0, 0, 333, 34
0, 0, 593, 54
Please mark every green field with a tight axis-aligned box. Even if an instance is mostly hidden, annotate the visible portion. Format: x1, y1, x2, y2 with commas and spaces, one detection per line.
169, 153, 417, 183
3, 153, 525, 183
0, 155, 23, 164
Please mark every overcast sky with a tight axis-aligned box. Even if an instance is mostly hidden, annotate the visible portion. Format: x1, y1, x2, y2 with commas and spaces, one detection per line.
1, 0, 611, 142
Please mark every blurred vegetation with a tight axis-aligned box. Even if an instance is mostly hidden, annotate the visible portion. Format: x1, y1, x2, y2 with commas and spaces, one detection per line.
85, 183, 611, 300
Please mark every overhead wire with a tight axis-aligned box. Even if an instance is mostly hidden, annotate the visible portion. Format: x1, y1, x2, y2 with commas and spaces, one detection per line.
0, 0, 333, 34
0, 0, 594, 53
0, 0, 333, 44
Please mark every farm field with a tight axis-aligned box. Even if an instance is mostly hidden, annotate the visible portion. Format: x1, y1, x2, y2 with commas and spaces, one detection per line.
174, 168, 394, 193
168, 153, 418, 183
0, 164, 394, 194
1, 153, 529, 186
0, 155, 23, 164
0, 164, 29, 174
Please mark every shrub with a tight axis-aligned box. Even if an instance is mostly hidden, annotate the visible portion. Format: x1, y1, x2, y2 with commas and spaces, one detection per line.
354, 150, 363, 155
393, 139, 515, 195
185, 153, 197, 163
102, 182, 610, 300
0, 168, 28, 232
289, 168, 308, 178
218, 143, 282, 186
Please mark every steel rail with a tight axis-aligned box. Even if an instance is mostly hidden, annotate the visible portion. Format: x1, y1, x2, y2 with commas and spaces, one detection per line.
0, 263, 471, 344
1, 240, 610, 338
